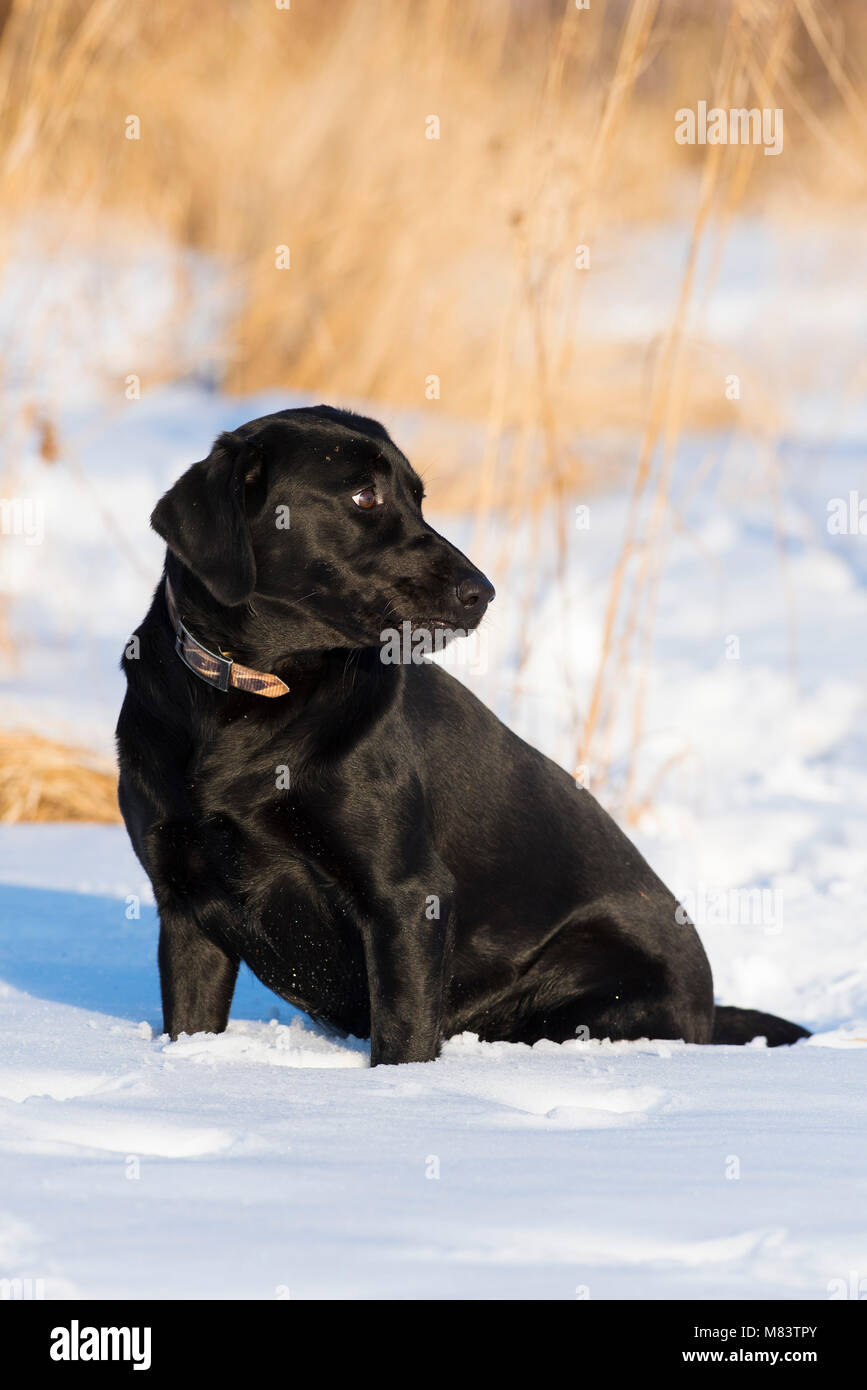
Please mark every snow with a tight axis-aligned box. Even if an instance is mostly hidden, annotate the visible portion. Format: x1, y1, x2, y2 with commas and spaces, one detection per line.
1, 220, 865, 1299
0, 827, 865, 1299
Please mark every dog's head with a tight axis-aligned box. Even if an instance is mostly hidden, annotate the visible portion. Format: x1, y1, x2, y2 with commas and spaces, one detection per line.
151, 406, 494, 649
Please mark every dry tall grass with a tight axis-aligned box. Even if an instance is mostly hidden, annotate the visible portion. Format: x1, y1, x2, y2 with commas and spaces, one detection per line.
0, 730, 120, 822
0, 0, 862, 440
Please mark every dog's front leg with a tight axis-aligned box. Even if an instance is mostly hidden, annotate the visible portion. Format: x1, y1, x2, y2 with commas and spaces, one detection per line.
146, 821, 241, 1039
361, 868, 455, 1067
158, 913, 239, 1039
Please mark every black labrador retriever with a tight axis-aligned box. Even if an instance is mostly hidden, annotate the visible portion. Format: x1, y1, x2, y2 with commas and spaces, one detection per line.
117, 405, 808, 1063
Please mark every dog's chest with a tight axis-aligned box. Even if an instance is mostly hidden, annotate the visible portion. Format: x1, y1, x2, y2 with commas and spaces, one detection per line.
200, 726, 375, 925
223, 794, 368, 1028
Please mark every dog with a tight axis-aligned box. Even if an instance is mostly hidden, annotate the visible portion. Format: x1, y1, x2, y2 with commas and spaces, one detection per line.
117, 405, 809, 1063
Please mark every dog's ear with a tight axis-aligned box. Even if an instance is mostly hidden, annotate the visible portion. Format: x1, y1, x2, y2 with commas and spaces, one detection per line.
151, 432, 261, 606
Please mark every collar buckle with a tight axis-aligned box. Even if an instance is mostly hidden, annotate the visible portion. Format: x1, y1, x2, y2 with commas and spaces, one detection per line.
174, 618, 233, 693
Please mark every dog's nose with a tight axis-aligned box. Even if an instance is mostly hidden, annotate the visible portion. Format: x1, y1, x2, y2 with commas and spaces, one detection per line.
456, 576, 496, 611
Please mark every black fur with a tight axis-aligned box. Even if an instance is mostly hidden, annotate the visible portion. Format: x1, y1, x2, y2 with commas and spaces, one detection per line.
116, 406, 809, 1064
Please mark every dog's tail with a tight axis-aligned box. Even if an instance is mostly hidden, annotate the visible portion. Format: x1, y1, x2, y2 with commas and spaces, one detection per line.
712, 1004, 810, 1047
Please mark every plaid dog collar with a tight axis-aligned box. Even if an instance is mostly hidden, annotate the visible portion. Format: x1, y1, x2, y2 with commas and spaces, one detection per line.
164, 576, 290, 698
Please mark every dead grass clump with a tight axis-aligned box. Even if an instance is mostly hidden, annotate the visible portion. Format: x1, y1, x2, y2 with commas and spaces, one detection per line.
0, 730, 121, 823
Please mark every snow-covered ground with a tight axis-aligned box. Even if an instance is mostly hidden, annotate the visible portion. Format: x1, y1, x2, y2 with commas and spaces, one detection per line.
0, 218, 865, 1299
0, 827, 865, 1300
0, 826, 864, 1301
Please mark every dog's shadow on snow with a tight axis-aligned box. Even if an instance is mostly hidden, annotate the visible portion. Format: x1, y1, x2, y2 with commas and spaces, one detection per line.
0, 882, 309, 1034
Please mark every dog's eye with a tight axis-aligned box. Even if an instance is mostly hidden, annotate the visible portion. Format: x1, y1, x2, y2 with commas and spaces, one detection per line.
352, 486, 379, 510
